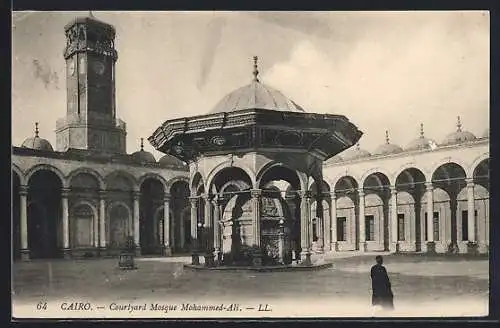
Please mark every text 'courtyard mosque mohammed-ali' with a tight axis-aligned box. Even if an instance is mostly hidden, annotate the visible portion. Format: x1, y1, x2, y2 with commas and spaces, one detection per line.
12, 14, 489, 261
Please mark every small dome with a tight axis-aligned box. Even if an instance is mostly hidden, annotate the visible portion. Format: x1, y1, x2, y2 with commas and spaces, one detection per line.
209, 56, 305, 114
131, 138, 156, 164
373, 130, 403, 156
159, 154, 186, 167
441, 116, 476, 146
482, 128, 489, 138
342, 143, 371, 161
21, 123, 54, 151
405, 123, 438, 151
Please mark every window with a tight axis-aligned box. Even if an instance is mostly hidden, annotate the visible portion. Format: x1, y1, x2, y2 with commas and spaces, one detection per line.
424, 212, 428, 241
474, 210, 478, 241
433, 212, 440, 241
461, 210, 468, 241
365, 215, 375, 241
312, 219, 318, 242
337, 217, 347, 241
397, 214, 405, 241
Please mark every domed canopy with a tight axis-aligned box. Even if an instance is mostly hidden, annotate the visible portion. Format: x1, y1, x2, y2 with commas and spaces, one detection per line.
405, 123, 437, 151
209, 56, 305, 114
131, 138, 156, 164
21, 123, 54, 151
342, 143, 371, 161
159, 154, 187, 167
373, 130, 403, 156
441, 116, 476, 146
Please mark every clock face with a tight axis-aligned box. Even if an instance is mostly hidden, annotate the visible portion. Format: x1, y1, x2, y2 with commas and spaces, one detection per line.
68, 59, 75, 76
93, 61, 105, 75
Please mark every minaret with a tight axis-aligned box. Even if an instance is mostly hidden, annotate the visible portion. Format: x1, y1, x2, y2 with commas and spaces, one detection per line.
55, 12, 126, 153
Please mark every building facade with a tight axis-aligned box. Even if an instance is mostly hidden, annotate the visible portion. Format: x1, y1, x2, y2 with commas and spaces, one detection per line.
11, 14, 489, 261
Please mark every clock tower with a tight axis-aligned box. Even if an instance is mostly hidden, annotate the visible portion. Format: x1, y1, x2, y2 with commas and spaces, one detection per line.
56, 13, 126, 153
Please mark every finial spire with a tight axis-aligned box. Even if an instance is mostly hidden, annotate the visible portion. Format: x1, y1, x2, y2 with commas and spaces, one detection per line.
419, 123, 424, 138
140, 138, 144, 151
34, 122, 39, 138
252, 56, 260, 83
385, 130, 390, 144
457, 116, 462, 132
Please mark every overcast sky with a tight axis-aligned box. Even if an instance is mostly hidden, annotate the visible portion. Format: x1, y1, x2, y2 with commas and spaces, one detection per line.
12, 11, 489, 159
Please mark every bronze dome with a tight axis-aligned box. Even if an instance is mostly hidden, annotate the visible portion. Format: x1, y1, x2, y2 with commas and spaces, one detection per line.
21, 123, 54, 152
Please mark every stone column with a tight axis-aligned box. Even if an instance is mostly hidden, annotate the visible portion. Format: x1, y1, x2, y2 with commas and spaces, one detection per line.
250, 189, 262, 247
189, 196, 199, 265
330, 193, 337, 251
358, 189, 366, 252
390, 186, 398, 252
133, 191, 141, 255
466, 178, 477, 254
61, 188, 71, 258
323, 195, 331, 251
180, 210, 185, 249
99, 190, 107, 252
299, 190, 312, 265
203, 194, 214, 266
19, 185, 30, 261
316, 201, 324, 252
163, 194, 172, 256
425, 182, 435, 253
212, 196, 222, 263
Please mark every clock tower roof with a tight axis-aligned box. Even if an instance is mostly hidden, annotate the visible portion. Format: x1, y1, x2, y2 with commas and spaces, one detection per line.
64, 12, 116, 35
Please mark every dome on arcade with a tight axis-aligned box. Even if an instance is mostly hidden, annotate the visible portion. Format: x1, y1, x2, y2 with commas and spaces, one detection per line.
373, 130, 403, 156
441, 116, 476, 146
21, 122, 54, 151
342, 143, 371, 161
131, 138, 156, 164
209, 56, 305, 114
405, 123, 438, 151
159, 154, 187, 167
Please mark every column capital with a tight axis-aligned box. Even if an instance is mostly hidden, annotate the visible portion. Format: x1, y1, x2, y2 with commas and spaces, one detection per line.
99, 189, 107, 199
61, 188, 71, 197
132, 191, 141, 199
390, 186, 397, 194
465, 178, 474, 186
19, 185, 28, 196
357, 189, 365, 197
250, 189, 262, 198
425, 182, 433, 190
298, 190, 311, 199
202, 193, 213, 201
189, 196, 199, 207
164, 193, 171, 202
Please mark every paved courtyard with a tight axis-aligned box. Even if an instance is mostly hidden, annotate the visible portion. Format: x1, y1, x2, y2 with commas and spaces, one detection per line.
12, 253, 489, 318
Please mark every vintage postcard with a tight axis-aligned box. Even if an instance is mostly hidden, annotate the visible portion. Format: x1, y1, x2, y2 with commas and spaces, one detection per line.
11, 10, 490, 319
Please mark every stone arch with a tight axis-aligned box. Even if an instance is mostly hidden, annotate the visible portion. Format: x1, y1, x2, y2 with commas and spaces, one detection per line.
12, 164, 26, 185
256, 161, 304, 191
361, 167, 393, 188
67, 168, 105, 190
206, 160, 256, 192
331, 173, 361, 193
167, 176, 189, 192
392, 163, 429, 186
70, 200, 98, 248
105, 170, 138, 191
190, 171, 205, 193
470, 153, 489, 178
138, 173, 168, 191
26, 164, 66, 187
430, 158, 470, 180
